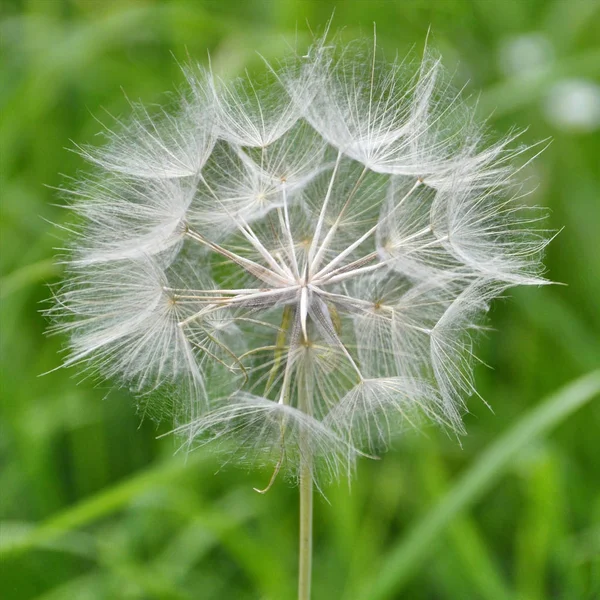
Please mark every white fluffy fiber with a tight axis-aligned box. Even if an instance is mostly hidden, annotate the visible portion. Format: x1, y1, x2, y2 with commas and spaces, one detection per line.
49, 32, 550, 485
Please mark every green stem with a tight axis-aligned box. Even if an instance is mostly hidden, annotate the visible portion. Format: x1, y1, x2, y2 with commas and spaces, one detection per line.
297, 362, 313, 600
298, 458, 313, 600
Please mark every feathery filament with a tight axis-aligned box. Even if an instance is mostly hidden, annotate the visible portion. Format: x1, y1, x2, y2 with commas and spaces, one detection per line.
49, 35, 550, 487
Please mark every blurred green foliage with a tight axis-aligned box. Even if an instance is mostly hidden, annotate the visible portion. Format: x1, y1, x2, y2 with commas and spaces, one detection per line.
1, 1, 599, 599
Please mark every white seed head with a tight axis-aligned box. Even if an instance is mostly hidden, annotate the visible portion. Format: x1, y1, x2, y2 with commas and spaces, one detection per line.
49, 33, 550, 487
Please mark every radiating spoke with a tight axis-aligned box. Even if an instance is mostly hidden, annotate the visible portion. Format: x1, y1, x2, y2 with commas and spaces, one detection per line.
314, 259, 391, 285
312, 228, 447, 286
165, 287, 267, 295
308, 165, 368, 276
236, 213, 294, 280
310, 286, 390, 313
306, 150, 343, 268
197, 174, 292, 281
177, 286, 299, 328
278, 185, 300, 278
314, 251, 379, 282
313, 178, 422, 280
185, 228, 289, 287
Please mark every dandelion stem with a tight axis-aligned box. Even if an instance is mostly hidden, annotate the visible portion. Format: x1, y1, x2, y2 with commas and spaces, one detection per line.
297, 367, 313, 600
298, 458, 313, 600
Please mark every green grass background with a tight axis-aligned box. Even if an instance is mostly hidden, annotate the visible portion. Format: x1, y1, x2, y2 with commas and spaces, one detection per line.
1, 1, 599, 598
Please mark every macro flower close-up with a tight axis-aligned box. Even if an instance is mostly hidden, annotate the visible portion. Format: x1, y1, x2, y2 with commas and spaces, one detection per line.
47, 31, 552, 598
51, 35, 550, 487
3, 3, 599, 600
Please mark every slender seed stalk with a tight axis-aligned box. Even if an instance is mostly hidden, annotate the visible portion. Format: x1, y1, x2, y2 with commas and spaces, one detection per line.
297, 360, 313, 600
298, 457, 313, 600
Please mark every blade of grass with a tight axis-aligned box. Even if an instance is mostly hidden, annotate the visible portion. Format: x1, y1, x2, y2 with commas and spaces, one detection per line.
515, 447, 561, 600
363, 370, 600, 600
0, 453, 207, 558
513, 289, 600, 371
0, 259, 60, 300
419, 444, 515, 600
339, 462, 407, 599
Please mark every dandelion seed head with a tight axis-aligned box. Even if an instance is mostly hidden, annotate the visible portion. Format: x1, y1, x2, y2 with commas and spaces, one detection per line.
49, 31, 550, 486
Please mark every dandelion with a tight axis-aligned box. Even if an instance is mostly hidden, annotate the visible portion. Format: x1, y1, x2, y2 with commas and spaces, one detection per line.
48, 31, 550, 600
